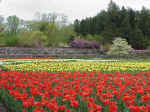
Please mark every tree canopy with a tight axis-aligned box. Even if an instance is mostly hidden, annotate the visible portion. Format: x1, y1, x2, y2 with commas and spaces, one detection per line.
74, 1, 150, 49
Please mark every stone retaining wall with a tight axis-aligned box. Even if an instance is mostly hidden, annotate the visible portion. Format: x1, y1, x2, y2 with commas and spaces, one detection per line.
129, 50, 150, 56
0, 47, 149, 58
0, 47, 102, 58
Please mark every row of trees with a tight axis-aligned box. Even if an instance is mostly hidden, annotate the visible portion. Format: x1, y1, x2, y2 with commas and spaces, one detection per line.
0, 12, 76, 47
1, 0, 150, 50
74, 0, 150, 49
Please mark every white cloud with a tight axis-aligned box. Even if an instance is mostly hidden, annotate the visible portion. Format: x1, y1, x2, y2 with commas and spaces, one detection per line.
0, 0, 149, 22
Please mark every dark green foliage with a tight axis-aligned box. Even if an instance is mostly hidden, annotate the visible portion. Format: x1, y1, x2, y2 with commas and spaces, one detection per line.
0, 89, 23, 112
4, 35, 19, 46
74, 1, 150, 50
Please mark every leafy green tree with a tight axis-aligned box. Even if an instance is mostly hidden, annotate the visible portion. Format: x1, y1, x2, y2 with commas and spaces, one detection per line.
107, 37, 133, 56
138, 7, 150, 36
74, 19, 81, 35
59, 24, 76, 44
30, 31, 47, 48
119, 7, 131, 40
129, 27, 145, 49
18, 30, 33, 47
95, 10, 107, 34
26, 12, 73, 47
30, 21, 49, 32
102, 0, 121, 42
0, 16, 5, 46
18, 30, 47, 47
6, 15, 20, 35
44, 22, 59, 46
0, 16, 4, 35
4, 36, 19, 46
108, 0, 120, 12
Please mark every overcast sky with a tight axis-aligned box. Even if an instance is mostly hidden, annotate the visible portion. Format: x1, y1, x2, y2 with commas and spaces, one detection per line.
0, 0, 150, 22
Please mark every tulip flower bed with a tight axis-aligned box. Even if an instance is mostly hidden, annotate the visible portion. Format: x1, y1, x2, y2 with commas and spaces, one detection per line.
1, 71, 150, 112
2, 61, 150, 73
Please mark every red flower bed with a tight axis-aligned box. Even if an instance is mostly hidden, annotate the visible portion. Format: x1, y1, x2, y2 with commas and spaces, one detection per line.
0, 71, 150, 112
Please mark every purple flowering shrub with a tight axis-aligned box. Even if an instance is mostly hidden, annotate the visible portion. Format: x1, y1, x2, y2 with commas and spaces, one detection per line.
70, 38, 100, 49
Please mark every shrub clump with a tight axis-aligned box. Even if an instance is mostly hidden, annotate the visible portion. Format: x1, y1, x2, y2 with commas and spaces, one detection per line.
107, 37, 133, 56
69, 38, 100, 49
